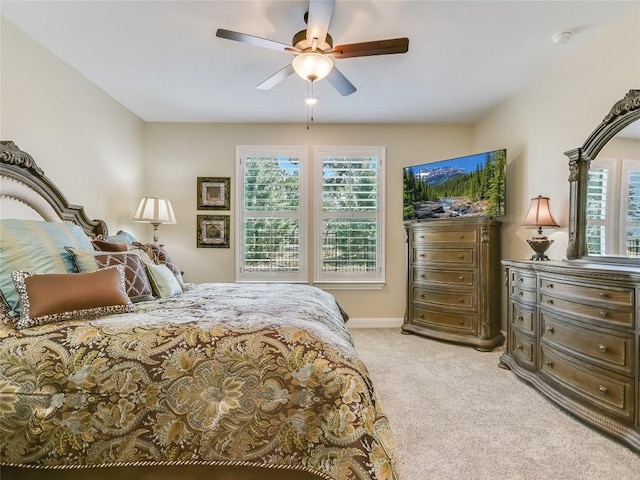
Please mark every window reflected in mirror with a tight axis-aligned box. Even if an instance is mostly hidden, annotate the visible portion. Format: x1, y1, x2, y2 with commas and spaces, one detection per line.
587, 123, 640, 258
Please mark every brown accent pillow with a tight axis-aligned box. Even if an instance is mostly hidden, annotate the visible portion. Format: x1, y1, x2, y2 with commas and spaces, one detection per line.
92, 239, 128, 252
11, 266, 133, 329
95, 252, 155, 301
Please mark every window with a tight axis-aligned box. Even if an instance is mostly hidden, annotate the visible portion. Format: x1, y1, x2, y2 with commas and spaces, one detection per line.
237, 145, 386, 287
587, 157, 640, 257
236, 146, 307, 282
586, 159, 614, 255
314, 146, 385, 287
620, 159, 640, 256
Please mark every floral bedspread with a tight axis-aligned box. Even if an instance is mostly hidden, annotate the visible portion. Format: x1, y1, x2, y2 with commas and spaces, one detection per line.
0, 283, 397, 480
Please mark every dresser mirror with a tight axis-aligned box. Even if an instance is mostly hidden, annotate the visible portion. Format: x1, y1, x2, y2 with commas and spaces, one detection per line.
564, 89, 640, 264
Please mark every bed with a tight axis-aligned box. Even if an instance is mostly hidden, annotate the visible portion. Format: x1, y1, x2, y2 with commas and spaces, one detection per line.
0, 141, 398, 480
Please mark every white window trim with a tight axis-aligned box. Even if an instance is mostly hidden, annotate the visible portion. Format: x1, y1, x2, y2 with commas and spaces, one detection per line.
313, 146, 386, 289
235, 145, 308, 283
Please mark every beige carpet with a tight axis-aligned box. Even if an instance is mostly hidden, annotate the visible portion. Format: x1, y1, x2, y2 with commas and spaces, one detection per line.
349, 328, 640, 480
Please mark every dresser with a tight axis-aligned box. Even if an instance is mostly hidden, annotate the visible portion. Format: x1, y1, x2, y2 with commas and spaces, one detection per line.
402, 218, 503, 351
501, 260, 640, 452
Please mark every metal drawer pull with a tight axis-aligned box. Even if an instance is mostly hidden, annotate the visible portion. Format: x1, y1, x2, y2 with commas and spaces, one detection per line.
598, 344, 608, 353
418, 313, 424, 318
420, 274, 425, 278
518, 277, 524, 282
546, 283, 553, 289
518, 291, 523, 296
459, 234, 464, 239
419, 293, 425, 298
516, 315, 523, 322
459, 298, 465, 303
598, 385, 607, 395
458, 319, 464, 325
598, 311, 607, 318
419, 235, 424, 239
544, 326, 554, 333
419, 254, 425, 258
516, 344, 523, 350
458, 254, 464, 259
459, 275, 464, 281
599, 292, 607, 298
546, 299, 554, 305
545, 360, 553, 367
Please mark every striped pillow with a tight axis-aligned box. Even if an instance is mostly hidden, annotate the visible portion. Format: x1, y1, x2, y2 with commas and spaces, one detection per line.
0, 220, 94, 317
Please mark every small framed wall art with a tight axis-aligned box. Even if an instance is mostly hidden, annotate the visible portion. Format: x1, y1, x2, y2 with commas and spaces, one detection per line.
197, 177, 230, 210
197, 214, 230, 248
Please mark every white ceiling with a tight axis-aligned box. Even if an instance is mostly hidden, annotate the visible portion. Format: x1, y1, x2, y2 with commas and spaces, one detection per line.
1, 1, 636, 124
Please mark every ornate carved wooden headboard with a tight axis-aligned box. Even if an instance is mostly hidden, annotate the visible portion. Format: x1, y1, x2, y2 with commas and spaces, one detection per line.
0, 141, 107, 237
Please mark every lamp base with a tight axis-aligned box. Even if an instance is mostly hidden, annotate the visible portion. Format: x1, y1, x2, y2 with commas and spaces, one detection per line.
152, 223, 160, 245
527, 236, 553, 261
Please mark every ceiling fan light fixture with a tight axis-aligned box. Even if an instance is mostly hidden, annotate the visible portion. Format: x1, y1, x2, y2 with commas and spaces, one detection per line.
292, 52, 333, 81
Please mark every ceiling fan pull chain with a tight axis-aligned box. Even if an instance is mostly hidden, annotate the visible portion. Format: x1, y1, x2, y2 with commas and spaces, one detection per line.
310, 80, 315, 123
306, 79, 316, 129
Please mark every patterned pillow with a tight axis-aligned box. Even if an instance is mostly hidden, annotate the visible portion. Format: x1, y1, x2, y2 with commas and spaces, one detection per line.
66, 247, 155, 302
11, 265, 133, 330
133, 243, 184, 284
0, 219, 95, 317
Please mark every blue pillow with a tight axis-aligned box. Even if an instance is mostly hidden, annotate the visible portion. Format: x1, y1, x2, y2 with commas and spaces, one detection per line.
102, 230, 137, 245
0, 220, 94, 317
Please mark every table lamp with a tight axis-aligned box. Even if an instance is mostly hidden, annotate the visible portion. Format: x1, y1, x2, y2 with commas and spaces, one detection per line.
133, 196, 176, 244
521, 195, 559, 261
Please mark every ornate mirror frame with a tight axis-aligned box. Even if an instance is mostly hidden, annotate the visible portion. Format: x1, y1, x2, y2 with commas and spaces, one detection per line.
564, 89, 640, 263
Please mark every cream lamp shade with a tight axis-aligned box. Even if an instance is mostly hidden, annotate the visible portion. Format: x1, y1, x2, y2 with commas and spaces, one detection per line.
521, 195, 559, 261
292, 52, 334, 81
133, 196, 176, 244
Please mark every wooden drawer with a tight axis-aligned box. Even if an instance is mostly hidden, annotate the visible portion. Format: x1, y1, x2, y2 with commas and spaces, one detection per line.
410, 229, 477, 244
540, 312, 634, 376
511, 285, 536, 304
510, 327, 536, 369
511, 270, 536, 290
413, 287, 476, 309
412, 247, 475, 265
511, 301, 535, 334
540, 345, 635, 423
540, 277, 633, 309
540, 293, 634, 328
412, 267, 474, 287
411, 305, 474, 332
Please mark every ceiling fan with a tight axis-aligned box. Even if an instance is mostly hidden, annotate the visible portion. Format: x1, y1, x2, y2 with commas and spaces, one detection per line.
216, 0, 409, 96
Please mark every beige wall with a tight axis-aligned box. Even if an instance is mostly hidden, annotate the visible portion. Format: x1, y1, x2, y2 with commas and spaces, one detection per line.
0, 18, 146, 231
2, 7, 639, 323
143, 123, 473, 320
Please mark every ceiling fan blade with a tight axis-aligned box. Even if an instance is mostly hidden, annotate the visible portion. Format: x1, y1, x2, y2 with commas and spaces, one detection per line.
216, 29, 297, 53
326, 66, 357, 96
306, 0, 334, 48
331, 37, 409, 59
256, 64, 296, 90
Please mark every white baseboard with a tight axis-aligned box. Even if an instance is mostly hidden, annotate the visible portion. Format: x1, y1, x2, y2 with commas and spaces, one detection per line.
346, 317, 404, 328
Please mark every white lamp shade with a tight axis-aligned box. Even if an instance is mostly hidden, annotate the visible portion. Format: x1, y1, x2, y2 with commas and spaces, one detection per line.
292, 52, 334, 81
133, 197, 176, 225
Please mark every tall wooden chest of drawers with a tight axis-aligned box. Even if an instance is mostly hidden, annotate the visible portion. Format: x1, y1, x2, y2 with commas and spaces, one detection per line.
402, 218, 503, 351
501, 260, 640, 452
